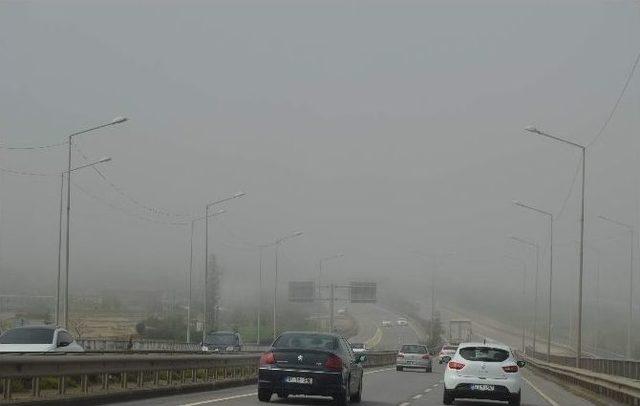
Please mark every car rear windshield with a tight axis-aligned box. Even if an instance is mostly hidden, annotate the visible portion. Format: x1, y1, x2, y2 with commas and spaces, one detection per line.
273, 333, 338, 351
401, 345, 427, 354
204, 333, 238, 346
459, 346, 509, 362
0, 328, 54, 344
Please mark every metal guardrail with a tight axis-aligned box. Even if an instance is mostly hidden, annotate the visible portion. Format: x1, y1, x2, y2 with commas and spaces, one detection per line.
524, 355, 640, 405
78, 338, 268, 353
525, 349, 640, 381
0, 351, 396, 404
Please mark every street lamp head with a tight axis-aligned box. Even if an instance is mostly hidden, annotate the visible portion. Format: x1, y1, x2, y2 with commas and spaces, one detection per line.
293, 231, 303, 237
233, 192, 246, 199
512, 200, 522, 206
98, 157, 112, 164
524, 125, 539, 134
111, 117, 128, 125
214, 209, 226, 215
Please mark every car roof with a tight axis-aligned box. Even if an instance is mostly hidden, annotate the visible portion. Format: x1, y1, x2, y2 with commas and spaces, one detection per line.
457, 342, 511, 351
279, 331, 342, 338
6, 325, 57, 331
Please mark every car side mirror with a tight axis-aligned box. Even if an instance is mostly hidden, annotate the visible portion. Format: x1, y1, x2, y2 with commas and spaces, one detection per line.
441, 356, 451, 363
57, 341, 70, 348
516, 360, 526, 368
356, 354, 367, 364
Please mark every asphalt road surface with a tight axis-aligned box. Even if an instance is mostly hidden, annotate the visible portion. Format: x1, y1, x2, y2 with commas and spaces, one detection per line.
112, 362, 596, 406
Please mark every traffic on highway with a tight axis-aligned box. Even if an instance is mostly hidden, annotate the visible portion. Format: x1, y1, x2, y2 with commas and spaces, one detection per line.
1, 1, 639, 405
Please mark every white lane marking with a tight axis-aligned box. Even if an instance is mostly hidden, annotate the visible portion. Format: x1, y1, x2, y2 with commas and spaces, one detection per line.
399, 403, 411, 406
177, 367, 391, 405
364, 367, 394, 375
522, 376, 560, 406
178, 392, 256, 406
432, 383, 439, 387
412, 394, 423, 399
424, 388, 432, 393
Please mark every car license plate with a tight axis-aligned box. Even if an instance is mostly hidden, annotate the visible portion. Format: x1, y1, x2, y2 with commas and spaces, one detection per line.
470, 384, 494, 391
285, 376, 313, 384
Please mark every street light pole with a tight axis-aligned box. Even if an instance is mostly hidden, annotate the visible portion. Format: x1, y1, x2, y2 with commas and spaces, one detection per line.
525, 126, 586, 367
598, 215, 634, 359
186, 210, 225, 344
514, 200, 554, 361
272, 231, 303, 340
318, 253, 344, 331
504, 256, 527, 352
202, 193, 245, 343
63, 117, 127, 329
510, 236, 540, 355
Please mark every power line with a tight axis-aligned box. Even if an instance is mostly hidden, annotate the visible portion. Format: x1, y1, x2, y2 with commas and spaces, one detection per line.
588, 48, 640, 147
0, 141, 67, 151
73, 143, 197, 219
71, 180, 189, 226
0, 167, 56, 177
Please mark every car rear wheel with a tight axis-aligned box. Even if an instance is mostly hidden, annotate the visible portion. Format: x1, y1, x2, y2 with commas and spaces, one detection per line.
350, 376, 362, 403
258, 389, 271, 402
509, 391, 521, 406
335, 380, 350, 406
442, 389, 454, 405
396, 366, 403, 371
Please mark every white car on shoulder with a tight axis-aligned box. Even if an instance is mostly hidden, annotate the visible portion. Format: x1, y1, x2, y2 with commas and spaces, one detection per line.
442, 342, 525, 406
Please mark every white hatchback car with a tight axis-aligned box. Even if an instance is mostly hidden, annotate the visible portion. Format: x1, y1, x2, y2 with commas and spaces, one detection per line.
442, 342, 525, 406
0, 326, 84, 353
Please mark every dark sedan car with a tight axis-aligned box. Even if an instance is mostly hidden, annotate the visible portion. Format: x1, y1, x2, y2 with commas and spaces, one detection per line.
258, 331, 366, 404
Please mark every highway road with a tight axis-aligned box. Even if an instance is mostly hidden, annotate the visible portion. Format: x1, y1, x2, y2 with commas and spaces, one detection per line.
112, 363, 595, 406
109, 304, 599, 406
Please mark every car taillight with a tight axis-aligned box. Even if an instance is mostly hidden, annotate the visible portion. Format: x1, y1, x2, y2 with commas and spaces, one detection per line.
448, 361, 465, 370
397, 353, 404, 358
502, 365, 519, 373
325, 354, 343, 371
260, 352, 275, 365
421, 354, 430, 360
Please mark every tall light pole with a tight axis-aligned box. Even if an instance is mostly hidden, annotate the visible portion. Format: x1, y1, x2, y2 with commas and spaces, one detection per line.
273, 231, 303, 340
186, 209, 225, 343
510, 236, 540, 355
64, 116, 127, 329
504, 255, 527, 352
202, 192, 245, 343
598, 214, 634, 359
514, 200, 554, 361
56, 157, 112, 326
410, 251, 454, 347
318, 253, 344, 332
525, 125, 586, 366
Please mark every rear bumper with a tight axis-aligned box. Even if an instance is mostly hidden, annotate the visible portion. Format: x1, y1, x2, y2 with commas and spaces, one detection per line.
396, 358, 432, 369
447, 384, 514, 401
258, 367, 344, 397
444, 373, 521, 394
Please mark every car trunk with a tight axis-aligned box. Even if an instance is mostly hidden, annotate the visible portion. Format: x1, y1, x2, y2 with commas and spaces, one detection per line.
460, 361, 507, 380
400, 352, 427, 363
273, 348, 335, 371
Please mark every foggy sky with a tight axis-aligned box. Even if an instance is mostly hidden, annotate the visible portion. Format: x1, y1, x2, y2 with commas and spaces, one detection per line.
1, 1, 639, 317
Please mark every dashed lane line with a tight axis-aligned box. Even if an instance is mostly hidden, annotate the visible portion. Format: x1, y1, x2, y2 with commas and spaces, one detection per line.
399, 403, 411, 406
424, 388, 432, 393
412, 394, 423, 400
522, 376, 560, 406
177, 367, 395, 405
178, 392, 256, 406
432, 383, 439, 387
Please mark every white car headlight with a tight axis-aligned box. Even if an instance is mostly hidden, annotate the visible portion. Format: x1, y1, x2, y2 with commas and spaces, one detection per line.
226, 346, 235, 352
201, 346, 209, 352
